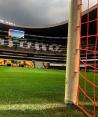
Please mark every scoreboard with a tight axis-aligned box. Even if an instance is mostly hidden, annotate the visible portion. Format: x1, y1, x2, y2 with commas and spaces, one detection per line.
8, 29, 24, 39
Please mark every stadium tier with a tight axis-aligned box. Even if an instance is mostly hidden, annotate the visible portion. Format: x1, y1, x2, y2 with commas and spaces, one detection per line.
0, 36, 66, 62
0, 26, 67, 68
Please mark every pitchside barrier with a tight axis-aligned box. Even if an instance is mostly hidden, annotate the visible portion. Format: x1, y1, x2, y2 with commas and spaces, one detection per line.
0, 59, 34, 68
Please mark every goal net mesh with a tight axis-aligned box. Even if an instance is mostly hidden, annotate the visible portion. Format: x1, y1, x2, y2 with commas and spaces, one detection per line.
77, 0, 98, 117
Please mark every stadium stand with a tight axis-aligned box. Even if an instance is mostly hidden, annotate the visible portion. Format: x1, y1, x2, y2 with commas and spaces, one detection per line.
0, 28, 66, 69
0, 4, 96, 69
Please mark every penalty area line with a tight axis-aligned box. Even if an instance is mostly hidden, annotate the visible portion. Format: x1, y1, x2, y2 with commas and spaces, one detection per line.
0, 103, 65, 111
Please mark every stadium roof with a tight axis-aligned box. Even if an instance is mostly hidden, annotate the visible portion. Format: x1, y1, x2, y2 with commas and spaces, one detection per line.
0, 4, 97, 37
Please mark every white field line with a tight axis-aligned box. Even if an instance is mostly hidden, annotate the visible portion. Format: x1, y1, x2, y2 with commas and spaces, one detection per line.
79, 102, 98, 106
0, 103, 65, 111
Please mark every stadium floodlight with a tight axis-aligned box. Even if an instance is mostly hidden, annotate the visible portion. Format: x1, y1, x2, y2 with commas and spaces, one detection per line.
0, 18, 16, 26
5, 21, 15, 26
0, 19, 4, 23
65, 0, 82, 105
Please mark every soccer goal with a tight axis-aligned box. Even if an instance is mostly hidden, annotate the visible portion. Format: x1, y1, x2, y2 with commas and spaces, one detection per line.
65, 0, 98, 117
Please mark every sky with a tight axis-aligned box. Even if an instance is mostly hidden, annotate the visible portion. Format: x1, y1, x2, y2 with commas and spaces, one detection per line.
0, 0, 97, 28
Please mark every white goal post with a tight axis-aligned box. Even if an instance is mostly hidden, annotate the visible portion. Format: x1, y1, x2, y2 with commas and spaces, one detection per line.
65, 0, 82, 104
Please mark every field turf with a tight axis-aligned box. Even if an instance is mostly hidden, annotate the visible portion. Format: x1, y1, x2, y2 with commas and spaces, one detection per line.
0, 66, 91, 117
0, 67, 65, 104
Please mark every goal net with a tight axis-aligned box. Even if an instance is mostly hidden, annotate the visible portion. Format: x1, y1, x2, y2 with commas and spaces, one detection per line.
78, 0, 98, 117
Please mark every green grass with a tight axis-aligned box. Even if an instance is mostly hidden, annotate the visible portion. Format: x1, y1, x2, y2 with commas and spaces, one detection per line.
0, 67, 65, 104
0, 66, 94, 117
79, 71, 98, 103
0, 108, 85, 117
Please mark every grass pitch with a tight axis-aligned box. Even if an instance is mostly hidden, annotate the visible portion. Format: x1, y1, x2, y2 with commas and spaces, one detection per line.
0, 67, 85, 117
0, 67, 65, 104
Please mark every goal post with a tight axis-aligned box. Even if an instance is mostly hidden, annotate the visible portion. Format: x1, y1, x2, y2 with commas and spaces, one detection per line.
65, 0, 82, 104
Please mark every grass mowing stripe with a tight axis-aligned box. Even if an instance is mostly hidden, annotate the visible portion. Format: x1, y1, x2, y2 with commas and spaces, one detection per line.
0, 103, 65, 111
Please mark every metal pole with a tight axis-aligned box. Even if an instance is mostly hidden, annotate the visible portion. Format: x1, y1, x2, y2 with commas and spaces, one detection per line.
65, 0, 82, 104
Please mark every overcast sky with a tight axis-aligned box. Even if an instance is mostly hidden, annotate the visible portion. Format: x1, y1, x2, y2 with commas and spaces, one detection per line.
0, 0, 97, 28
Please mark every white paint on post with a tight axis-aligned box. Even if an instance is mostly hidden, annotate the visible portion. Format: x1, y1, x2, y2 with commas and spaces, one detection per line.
65, 0, 82, 104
